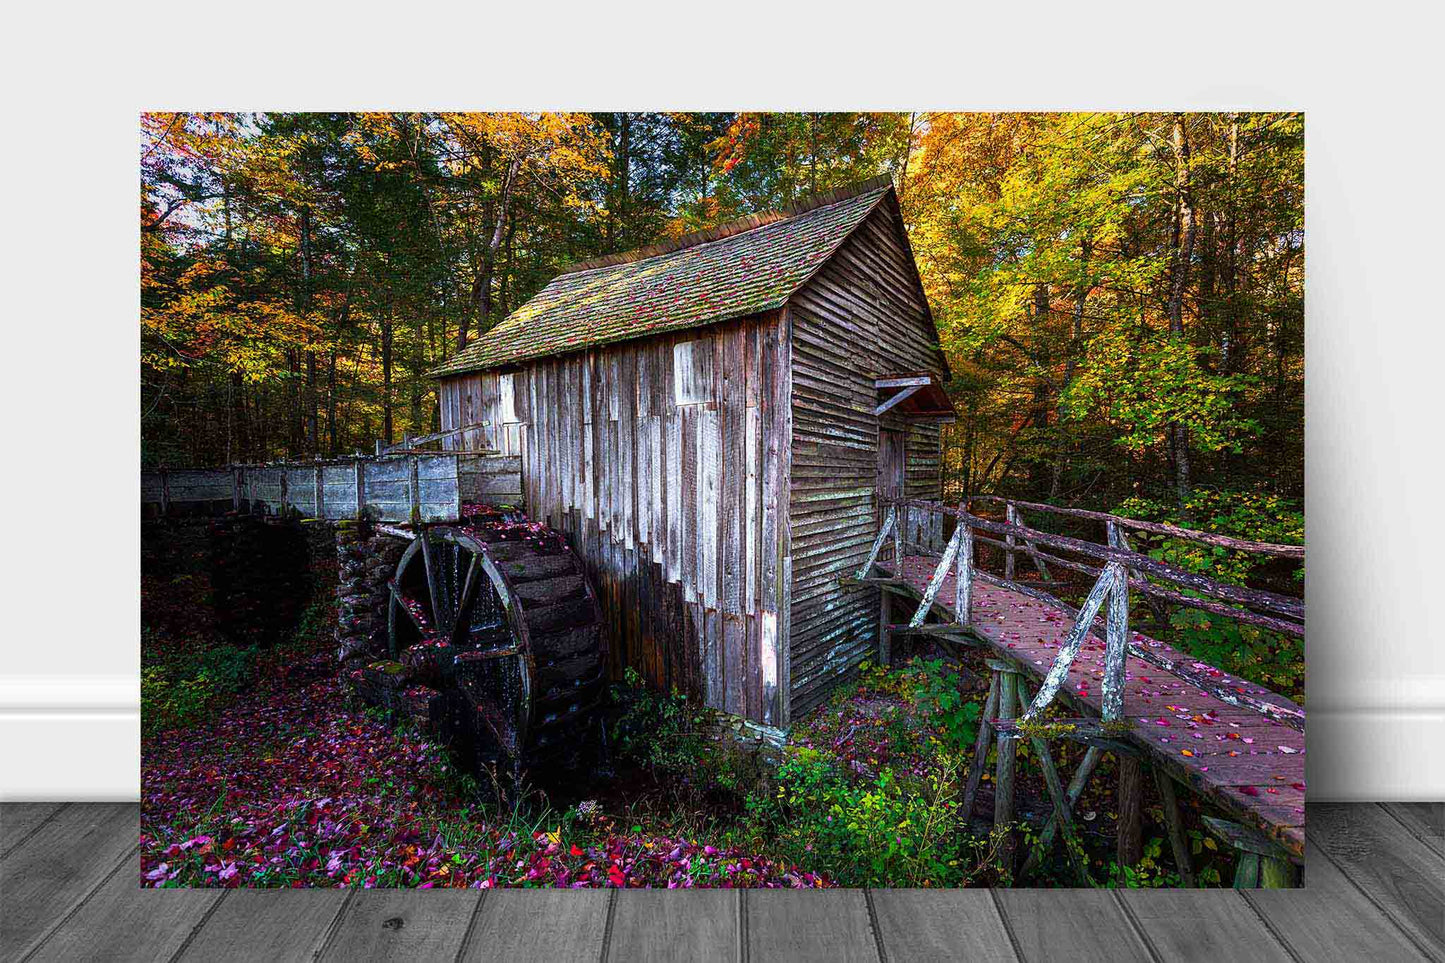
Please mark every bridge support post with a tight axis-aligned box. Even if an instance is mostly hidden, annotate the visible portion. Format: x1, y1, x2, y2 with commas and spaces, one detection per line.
1013, 673, 1089, 884
878, 589, 891, 667
987, 657, 1020, 875
961, 670, 1001, 822
1202, 816, 1300, 888
1019, 745, 1103, 880
1153, 765, 1197, 887
1116, 751, 1144, 868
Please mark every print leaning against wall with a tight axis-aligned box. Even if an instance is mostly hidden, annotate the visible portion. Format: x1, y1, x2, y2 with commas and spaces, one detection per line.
139, 111, 1305, 889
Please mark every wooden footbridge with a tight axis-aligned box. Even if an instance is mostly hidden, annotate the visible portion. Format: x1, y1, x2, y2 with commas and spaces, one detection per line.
851, 496, 1305, 885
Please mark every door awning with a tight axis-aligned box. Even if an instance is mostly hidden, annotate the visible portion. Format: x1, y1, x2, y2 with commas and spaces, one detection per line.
874, 372, 955, 420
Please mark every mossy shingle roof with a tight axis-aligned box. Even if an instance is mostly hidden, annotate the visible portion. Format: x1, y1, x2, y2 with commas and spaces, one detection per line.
430, 180, 893, 377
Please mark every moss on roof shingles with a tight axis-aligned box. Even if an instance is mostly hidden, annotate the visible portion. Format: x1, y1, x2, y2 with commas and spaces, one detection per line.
430, 184, 890, 377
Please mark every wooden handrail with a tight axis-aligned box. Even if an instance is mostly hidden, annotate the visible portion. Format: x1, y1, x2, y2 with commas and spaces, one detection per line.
857, 497, 1306, 736
968, 494, 1304, 560
890, 498, 1303, 620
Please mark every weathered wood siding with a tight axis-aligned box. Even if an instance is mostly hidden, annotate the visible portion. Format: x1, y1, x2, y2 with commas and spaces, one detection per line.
457, 454, 523, 506
437, 315, 791, 726
787, 201, 946, 717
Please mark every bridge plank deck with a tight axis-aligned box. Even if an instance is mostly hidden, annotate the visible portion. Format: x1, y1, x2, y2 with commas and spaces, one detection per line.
878, 554, 1306, 857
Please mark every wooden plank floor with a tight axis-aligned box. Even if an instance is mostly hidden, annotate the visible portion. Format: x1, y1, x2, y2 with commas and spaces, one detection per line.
1, 803, 1440, 962
881, 556, 1308, 856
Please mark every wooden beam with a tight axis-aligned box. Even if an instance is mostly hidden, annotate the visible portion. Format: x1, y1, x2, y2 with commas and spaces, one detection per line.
873, 383, 924, 416
885, 622, 973, 637
908, 525, 964, 627
1155, 766, 1196, 887
838, 575, 907, 588
875, 375, 933, 389
855, 506, 896, 579
961, 672, 1001, 820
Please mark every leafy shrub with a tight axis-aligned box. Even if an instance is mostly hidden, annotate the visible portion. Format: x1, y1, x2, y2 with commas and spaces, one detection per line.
1114, 489, 1303, 585
608, 668, 762, 800
141, 631, 258, 738
1097, 837, 1184, 888
610, 668, 710, 772
903, 659, 981, 753
197, 645, 258, 695
745, 746, 983, 887
142, 666, 216, 738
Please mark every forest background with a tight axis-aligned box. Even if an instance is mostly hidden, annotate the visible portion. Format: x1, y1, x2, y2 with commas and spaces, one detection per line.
141, 111, 1303, 540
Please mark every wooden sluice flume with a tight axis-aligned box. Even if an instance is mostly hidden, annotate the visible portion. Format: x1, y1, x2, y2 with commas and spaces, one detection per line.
142, 444, 609, 783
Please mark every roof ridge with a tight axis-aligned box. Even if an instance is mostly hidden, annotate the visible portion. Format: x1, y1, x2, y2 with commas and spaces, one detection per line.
557, 174, 894, 277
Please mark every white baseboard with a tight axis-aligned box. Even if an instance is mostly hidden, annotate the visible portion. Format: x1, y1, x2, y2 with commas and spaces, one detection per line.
0, 678, 139, 801
1305, 707, 1444, 801
0, 678, 1439, 801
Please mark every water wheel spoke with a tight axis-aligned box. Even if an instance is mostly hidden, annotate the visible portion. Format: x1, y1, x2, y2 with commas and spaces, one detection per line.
453, 555, 483, 642
420, 531, 447, 630
388, 579, 435, 635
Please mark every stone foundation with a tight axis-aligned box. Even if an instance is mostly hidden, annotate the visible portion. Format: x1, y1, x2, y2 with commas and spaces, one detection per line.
332, 522, 446, 728
704, 712, 787, 771
333, 521, 406, 676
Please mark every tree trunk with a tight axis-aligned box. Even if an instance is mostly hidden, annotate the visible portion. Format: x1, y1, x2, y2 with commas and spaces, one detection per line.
1221, 114, 1240, 374
288, 348, 302, 456
1166, 114, 1197, 514
409, 317, 424, 437
459, 154, 523, 352
230, 371, 247, 462
1050, 238, 1090, 500
301, 205, 317, 452
326, 350, 338, 456
613, 113, 631, 247
382, 312, 394, 445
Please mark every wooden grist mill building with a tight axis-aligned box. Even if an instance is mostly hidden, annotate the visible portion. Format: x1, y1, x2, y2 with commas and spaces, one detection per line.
429, 177, 954, 730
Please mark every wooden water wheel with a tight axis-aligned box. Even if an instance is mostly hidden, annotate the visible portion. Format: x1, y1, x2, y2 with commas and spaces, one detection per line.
387, 521, 608, 774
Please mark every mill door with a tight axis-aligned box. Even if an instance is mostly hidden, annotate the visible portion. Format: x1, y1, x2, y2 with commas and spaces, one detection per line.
878, 429, 905, 523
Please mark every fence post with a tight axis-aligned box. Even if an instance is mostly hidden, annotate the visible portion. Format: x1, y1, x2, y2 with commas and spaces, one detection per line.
892, 500, 904, 572
1108, 519, 1170, 629
1005, 501, 1018, 581
278, 461, 289, 516
409, 455, 421, 526
1102, 561, 1130, 721
955, 520, 973, 627
314, 464, 324, 520
355, 459, 365, 520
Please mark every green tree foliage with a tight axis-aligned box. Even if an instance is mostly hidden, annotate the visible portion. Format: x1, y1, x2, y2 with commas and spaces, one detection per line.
141, 111, 1304, 542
